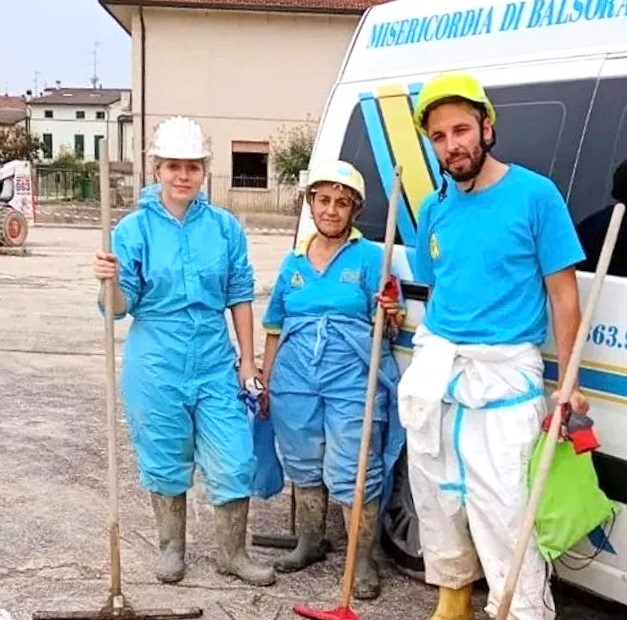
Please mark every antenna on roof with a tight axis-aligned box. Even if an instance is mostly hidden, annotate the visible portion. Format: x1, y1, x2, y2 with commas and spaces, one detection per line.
34, 71, 40, 97
90, 40, 100, 89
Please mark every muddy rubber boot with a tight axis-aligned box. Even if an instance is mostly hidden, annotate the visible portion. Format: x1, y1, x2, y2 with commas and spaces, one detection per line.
275, 486, 328, 573
428, 585, 475, 620
214, 498, 276, 586
342, 500, 381, 600
150, 492, 186, 584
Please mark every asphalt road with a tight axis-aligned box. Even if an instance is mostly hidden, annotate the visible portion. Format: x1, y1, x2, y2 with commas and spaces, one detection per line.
0, 226, 624, 620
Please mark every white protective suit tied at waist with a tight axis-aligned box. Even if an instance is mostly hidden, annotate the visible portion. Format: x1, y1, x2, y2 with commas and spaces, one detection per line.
398, 326, 545, 456
398, 326, 554, 620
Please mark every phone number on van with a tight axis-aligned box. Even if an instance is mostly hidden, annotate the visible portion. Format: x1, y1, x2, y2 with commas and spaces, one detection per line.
586, 324, 627, 349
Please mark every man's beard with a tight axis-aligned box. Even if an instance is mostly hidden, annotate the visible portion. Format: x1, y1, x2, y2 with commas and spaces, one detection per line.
443, 143, 487, 183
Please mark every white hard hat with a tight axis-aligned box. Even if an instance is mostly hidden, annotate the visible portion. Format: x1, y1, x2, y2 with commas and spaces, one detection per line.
149, 116, 210, 160
307, 160, 365, 203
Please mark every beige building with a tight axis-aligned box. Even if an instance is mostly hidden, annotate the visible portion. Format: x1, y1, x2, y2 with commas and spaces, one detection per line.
99, 0, 387, 208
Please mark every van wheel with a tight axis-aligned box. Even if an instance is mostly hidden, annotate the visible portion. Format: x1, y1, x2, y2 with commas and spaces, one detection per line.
0, 206, 28, 247
381, 448, 425, 577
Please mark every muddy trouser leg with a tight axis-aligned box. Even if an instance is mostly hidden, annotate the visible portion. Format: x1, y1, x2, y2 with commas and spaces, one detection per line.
194, 371, 276, 586
121, 366, 195, 583
462, 399, 555, 620
270, 375, 328, 573
324, 384, 387, 600
407, 399, 555, 620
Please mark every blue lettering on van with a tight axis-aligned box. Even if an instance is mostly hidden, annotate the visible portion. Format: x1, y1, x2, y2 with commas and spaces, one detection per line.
366, 0, 627, 49
586, 323, 627, 349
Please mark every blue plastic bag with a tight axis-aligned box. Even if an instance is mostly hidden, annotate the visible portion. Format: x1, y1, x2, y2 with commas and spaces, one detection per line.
240, 380, 284, 499
251, 414, 285, 499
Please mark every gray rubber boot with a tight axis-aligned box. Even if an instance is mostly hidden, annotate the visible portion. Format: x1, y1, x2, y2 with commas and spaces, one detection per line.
150, 492, 186, 584
214, 498, 276, 586
342, 500, 381, 600
275, 486, 328, 573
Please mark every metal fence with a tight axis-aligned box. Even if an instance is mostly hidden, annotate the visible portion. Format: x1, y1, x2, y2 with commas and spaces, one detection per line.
207, 175, 301, 215
35, 166, 134, 209
34, 169, 301, 214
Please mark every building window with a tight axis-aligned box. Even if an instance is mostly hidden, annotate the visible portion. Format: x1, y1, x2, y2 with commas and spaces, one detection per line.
44, 110, 53, 119
42, 134, 53, 159
76, 111, 85, 120
74, 134, 85, 160
96, 111, 105, 120
231, 141, 269, 188
94, 135, 105, 161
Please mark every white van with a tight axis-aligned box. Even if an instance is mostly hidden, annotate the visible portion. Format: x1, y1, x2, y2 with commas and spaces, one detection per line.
295, 0, 627, 607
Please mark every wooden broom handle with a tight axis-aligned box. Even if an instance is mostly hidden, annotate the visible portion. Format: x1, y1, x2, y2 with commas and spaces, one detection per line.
340, 165, 403, 607
496, 202, 625, 619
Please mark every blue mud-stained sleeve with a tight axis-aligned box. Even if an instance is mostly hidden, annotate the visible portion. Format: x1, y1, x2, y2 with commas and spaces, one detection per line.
414, 197, 435, 287
226, 217, 254, 307
98, 218, 143, 319
262, 254, 290, 334
533, 180, 586, 277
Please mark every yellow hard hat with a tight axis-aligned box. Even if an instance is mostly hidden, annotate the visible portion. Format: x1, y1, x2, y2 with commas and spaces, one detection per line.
307, 160, 365, 203
414, 71, 496, 135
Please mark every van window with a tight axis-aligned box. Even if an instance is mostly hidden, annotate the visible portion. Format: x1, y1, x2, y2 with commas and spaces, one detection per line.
571, 77, 627, 278
487, 78, 598, 207
576, 106, 627, 278
490, 102, 564, 178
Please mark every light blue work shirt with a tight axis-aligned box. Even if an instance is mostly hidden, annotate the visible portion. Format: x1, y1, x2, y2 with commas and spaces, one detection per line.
415, 164, 585, 345
263, 228, 384, 333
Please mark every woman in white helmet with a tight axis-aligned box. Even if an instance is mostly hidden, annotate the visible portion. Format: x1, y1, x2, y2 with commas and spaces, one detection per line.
93, 116, 275, 587
260, 160, 405, 599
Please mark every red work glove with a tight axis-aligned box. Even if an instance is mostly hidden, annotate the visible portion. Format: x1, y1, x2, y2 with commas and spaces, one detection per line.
541, 405, 600, 454
566, 412, 600, 454
381, 274, 400, 302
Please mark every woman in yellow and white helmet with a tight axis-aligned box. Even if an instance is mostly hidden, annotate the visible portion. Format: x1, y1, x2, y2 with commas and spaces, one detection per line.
260, 160, 405, 600
93, 116, 275, 588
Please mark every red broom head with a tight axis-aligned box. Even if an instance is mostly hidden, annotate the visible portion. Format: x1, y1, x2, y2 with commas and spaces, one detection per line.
292, 605, 364, 620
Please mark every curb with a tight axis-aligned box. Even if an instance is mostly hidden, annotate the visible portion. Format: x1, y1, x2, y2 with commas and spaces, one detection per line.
32, 222, 295, 236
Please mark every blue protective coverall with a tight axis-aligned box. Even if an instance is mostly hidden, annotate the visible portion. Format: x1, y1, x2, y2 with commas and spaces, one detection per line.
104, 184, 256, 505
262, 229, 405, 506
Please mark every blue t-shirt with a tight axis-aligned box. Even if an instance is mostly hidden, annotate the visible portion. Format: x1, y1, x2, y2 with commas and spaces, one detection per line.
415, 164, 585, 345
263, 229, 387, 333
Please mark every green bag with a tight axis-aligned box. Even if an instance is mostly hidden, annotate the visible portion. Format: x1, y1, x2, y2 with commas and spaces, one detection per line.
529, 433, 616, 562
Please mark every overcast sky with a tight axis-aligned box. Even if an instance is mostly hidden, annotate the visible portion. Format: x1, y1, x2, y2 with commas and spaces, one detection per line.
2, 0, 131, 96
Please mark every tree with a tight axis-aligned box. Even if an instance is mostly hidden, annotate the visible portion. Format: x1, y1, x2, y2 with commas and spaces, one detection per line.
0, 126, 41, 165
49, 147, 97, 174
270, 121, 316, 184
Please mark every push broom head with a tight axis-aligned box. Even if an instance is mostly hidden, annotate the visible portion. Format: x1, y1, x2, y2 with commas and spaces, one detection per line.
32, 604, 203, 620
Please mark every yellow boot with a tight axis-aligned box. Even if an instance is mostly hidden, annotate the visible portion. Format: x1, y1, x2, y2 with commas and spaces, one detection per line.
429, 585, 475, 620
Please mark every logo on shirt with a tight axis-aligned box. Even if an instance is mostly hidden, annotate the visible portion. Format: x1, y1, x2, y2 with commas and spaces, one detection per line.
340, 268, 362, 284
290, 271, 305, 288
429, 233, 441, 260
